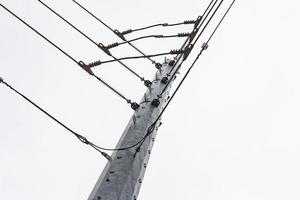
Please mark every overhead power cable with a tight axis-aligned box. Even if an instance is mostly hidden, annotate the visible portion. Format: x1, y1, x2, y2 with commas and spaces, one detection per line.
121, 18, 201, 36
158, 0, 219, 97
38, 0, 152, 88
134, 0, 236, 153
0, 4, 139, 110
105, 33, 190, 50
0, 77, 150, 153
72, 0, 157, 65
87, 49, 185, 68
0, 78, 111, 161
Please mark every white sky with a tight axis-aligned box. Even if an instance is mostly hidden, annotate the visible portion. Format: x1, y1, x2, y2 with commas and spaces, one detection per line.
0, 0, 300, 199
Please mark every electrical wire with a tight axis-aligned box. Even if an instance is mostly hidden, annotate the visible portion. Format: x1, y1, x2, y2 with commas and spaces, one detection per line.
0, 4, 138, 109
72, 0, 157, 65
158, 0, 219, 97
0, 78, 152, 154
87, 50, 184, 68
106, 33, 190, 49
38, 0, 150, 86
134, 0, 236, 152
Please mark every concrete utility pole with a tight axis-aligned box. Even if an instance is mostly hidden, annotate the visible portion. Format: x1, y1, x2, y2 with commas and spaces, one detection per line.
88, 58, 178, 200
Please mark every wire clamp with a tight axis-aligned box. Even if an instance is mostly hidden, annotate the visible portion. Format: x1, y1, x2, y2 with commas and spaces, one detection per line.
161, 77, 169, 84
155, 63, 162, 69
184, 20, 196, 24
97, 43, 112, 56
202, 42, 209, 50
144, 80, 152, 88
183, 44, 194, 61
114, 29, 126, 41
194, 16, 203, 28
101, 151, 112, 162
131, 102, 140, 110
78, 61, 94, 75
0, 77, 3, 83
151, 99, 160, 107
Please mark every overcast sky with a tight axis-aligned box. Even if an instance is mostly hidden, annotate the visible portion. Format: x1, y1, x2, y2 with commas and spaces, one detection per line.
1, 0, 300, 200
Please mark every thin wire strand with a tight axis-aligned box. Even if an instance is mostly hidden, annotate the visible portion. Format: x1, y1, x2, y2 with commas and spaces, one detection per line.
72, 0, 156, 64
134, 0, 236, 152
38, 0, 146, 82
0, 4, 136, 106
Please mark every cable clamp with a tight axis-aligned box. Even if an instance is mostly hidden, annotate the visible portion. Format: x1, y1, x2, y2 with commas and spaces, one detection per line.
183, 44, 194, 61
189, 28, 198, 42
97, 43, 112, 56
202, 42, 209, 50
101, 151, 112, 162
114, 29, 126, 41
144, 80, 152, 88
131, 102, 140, 110
78, 61, 94, 75
161, 23, 169, 27
194, 15, 202, 28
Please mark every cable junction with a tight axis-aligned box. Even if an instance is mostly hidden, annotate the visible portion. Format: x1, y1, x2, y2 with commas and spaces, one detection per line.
105, 33, 190, 50
38, 0, 151, 88
0, 4, 139, 110
72, 0, 157, 65
134, 0, 236, 153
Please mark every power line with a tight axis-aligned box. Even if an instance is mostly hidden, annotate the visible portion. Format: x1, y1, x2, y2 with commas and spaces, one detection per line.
72, 0, 157, 65
0, 4, 139, 110
120, 19, 199, 35
87, 49, 185, 68
105, 33, 190, 50
134, 0, 236, 153
38, 0, 152, 87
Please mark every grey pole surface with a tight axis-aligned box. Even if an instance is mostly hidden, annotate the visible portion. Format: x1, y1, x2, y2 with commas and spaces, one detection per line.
88, 58, 179, 200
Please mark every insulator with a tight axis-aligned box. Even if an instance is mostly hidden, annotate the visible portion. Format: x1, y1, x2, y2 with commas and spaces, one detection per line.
184, 20, 196, 24
170, 49, 184, 54
106, 42, 119, 49
178, 32, 190, 37
88, 60, 102, 68
122, 29, 133, 35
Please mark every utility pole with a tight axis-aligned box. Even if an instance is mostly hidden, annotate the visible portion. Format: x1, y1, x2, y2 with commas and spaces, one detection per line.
88, 58, 178, 200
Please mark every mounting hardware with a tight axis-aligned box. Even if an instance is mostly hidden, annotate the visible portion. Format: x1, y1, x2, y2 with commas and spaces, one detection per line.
97, 43, 112, 56
144, 80, 152, 88
183, 44, 194, 61
131, 102, 140, 110
114, 29, 126, 41
169, 60, 175, 66
78, 61, 94, 75
161, 77, 169, 84
202, 42, 209, 50
155, 63, 162, 69
151, 99, 160, 107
